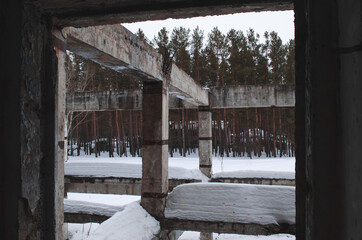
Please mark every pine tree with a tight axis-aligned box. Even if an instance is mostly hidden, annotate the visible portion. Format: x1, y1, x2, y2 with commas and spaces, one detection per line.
153, 27, 173, 74
170, 27, 191, 74
204, 27, 228, 87
226, 29, 242, 85
190, 26, 204, 83
284, 39, 295, 84
269, 31, 286, 85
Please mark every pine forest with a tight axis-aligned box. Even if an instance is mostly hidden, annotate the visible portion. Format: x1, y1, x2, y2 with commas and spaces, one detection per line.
66, 26, 295, 159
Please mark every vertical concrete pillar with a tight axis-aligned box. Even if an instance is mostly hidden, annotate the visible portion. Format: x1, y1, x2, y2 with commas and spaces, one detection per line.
55, 45, 67, 240
141, 81, 169, 219
200, 232, 213, 240
198, 106, 212, 178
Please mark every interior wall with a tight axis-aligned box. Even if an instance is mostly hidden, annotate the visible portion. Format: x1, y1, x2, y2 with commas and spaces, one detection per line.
1, 2, 60, 239
338, 0, 362, 238
297, 0, 362, 239
0, 1, 22, 239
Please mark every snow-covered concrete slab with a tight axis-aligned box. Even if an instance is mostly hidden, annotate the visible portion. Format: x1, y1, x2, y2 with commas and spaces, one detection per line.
86, 202, 160, 240
212, 170, 294, 180
65, 199, 125, 217
165, 183, 295, 225
65, 161, 206, 180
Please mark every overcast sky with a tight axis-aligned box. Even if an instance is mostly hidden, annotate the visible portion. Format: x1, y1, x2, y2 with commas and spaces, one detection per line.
123, 10, 294, 45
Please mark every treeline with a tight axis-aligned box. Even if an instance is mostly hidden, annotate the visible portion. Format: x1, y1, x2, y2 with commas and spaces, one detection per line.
66, 26, 295, 158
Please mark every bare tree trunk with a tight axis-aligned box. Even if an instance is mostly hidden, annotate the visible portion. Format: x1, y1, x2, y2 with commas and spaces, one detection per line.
181, 109, 186, 157
92, 111, 97, 157
273, 108, 276, 157
135, 111, 140, 157
218, 109, 223, 157
279, 109, 283, 157
120, 111, 127, 157
115, 111, 121, 156
232, 108, 236, 157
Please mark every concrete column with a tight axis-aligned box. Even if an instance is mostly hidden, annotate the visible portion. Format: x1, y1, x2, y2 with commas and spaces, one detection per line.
141, 81, 169, 219
198, 106, 212, 178
200, 232, 213, 240
55, 46, 67, 240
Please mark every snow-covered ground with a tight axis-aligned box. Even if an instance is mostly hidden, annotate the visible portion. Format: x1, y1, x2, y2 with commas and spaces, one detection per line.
65, 154, 295, 240
66, 153, 295, 179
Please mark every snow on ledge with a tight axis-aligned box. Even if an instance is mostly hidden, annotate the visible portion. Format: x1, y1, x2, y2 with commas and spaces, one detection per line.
165, 183, 295, 225
212, 170, 295, 180
87, 202, 160, 240
64, 199, 125, 217
65, 162, 206, 180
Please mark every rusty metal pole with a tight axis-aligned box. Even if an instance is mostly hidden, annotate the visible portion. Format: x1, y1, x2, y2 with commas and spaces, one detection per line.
141, 81, 169, 219
198, 106, 212, 178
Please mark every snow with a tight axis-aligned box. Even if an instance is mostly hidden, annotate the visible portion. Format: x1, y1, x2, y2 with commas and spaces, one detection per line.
65, 155, 295, 239
165, 183, 295, 225
65, 159, 206, 180
212, 170, 294, 180
67, 192, 140, 206
66, 155, 295, 180
65, 199, 124, 217
67, 223, 99, 240
86, 202, 160, 240
179, 232, 295, 240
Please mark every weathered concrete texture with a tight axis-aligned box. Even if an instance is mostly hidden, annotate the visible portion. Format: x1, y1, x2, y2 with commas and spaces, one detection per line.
210, 85, 295, 109
64, 177, 142, 196
61, 24, 209, 106
338, 1, 362, 239
295, 0, 362, 239
66, 90, 143, 111
154, 230, 184, 240
55, 46, 66, 240
160, 219, 295, 235
65, 212, 110, 224
198, 107, 212, 178
210, 178, 295, 186
67, 85, 294, 112
64, 176, 201, 196
64, 24, 164, 82
42, 0, 293, 27
66, 90, 197, 111
16, 5, 60, 240
141, 82, 169, 219
169, 63, 209, 106
200, 232, 213, 240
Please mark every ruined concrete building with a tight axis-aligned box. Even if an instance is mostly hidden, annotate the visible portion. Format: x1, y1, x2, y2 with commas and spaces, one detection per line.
1, 0, 361, 239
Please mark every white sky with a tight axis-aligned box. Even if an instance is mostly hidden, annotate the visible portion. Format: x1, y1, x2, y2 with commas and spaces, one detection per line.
123, 10, 294, 45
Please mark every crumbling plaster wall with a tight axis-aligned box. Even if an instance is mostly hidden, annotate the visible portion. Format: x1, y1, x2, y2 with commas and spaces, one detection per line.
19, 6, 59, 239
296, 0, 362, 239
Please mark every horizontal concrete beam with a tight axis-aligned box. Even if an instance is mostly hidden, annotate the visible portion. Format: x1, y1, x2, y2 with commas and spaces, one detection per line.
44, 0, 292, 28
64, 176, 201, 195
66, 90, 196, 112
60, 24, 209, 106
65, 212, 109, 224
64, 25, 164, 83
161, 219, 295, 235
210, 85, 295, 108
169, 64, 209, 106
66, 85, 295, 112
64, 212, 295, 234
66, 90, 142, 112
210, 178, 295, 186
64, 175, 293, 197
